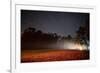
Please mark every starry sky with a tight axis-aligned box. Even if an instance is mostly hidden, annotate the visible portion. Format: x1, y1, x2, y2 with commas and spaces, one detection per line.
21, 10, 89, 37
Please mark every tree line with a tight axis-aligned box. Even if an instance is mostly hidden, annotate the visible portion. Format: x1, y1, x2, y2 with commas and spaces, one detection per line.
21, 22, 89, 49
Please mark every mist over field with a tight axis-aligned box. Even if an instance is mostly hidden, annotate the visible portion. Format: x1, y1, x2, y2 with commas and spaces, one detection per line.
21, 10, 90, 63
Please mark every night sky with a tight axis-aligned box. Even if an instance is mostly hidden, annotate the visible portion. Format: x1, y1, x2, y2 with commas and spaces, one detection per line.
21, 10, 89, 37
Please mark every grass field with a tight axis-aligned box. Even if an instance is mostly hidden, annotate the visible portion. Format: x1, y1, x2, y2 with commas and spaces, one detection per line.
21, 49, 89, 63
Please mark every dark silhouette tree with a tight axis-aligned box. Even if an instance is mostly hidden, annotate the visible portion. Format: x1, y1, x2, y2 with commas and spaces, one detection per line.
67, 35, 72, 40
24, 27, 36, 32
76, 20, 89, 48
76, 20, 89, 41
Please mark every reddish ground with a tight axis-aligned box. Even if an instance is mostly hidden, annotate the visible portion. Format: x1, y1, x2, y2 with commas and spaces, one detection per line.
21, 50, 89, 63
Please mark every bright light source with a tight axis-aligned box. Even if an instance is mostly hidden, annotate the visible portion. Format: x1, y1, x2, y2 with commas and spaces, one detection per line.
64, 41, 87, 50
75, 44, 83, 50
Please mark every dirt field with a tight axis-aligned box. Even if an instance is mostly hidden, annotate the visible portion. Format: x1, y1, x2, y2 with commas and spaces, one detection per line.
21, 49, 89, 63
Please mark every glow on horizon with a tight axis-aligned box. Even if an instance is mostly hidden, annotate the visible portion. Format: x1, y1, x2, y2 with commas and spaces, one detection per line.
63, 42, 88, 50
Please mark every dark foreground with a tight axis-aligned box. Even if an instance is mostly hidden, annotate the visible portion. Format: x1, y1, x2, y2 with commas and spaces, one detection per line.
21, 49, 89, 63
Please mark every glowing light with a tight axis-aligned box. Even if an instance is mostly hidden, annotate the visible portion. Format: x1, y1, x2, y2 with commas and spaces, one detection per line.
79, 46, 83, 50
75, 44, 83, 50
63, 41, 87, 50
